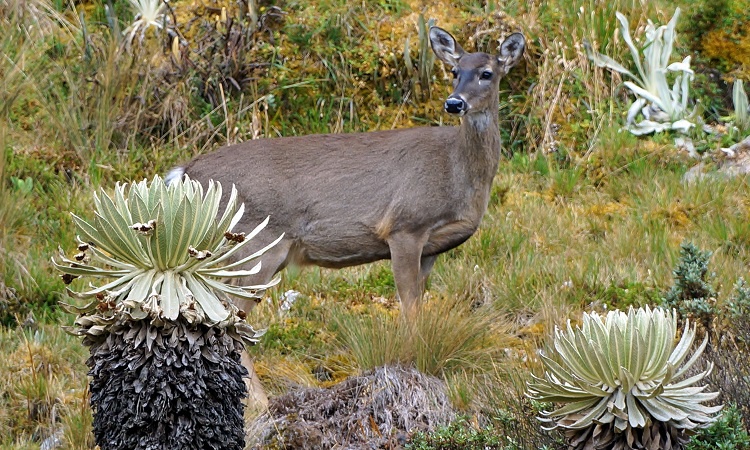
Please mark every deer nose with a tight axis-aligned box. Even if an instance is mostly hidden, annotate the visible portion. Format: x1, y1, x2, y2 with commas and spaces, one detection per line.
444, 97, 467, 115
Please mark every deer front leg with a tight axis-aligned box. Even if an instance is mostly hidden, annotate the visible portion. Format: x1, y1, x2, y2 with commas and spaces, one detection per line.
388, 233, 427, 316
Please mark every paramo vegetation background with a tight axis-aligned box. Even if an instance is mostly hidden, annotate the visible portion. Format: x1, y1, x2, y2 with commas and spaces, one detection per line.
2, 0, 750, 448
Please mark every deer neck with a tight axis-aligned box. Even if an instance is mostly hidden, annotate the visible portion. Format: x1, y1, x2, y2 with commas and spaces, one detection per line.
456, 103, 501, 189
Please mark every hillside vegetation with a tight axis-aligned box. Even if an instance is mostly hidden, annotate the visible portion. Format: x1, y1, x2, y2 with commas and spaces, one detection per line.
2, 0, 750, 448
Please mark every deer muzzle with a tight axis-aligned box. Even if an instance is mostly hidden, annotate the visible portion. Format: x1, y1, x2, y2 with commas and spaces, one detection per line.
444, 96, 467, 116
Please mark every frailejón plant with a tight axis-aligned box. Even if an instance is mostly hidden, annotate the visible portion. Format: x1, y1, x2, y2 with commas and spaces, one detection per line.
123, 0, 169, 46
54, 175, 280, 450
585, 8, 695, 135
733, 80, 749, 132
527, 306, 721, 450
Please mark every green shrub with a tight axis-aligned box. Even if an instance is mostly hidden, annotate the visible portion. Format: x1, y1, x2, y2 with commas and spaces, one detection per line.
686, 404, 750, 450
406, 416, 507, 450
727, 278, 750, 327
682, 0, 750, 78
662, 242, 718, 329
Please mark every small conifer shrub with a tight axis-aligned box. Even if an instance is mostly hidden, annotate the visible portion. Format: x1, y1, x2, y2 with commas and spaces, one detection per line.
662, 242, 717, 329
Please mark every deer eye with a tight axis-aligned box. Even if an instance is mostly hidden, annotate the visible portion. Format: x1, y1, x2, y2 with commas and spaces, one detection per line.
451, 68, 458, 79
480, 70, 493, 80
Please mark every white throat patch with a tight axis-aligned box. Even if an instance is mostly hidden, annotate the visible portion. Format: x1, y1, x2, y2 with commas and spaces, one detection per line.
466, 112, 491, 132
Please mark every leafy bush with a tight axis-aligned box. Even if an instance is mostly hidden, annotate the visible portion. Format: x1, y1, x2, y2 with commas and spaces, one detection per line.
682, 0, 750, 78
726, 278, 750, 329
527, 306, 721, 450
406, 416, 506, 450
686, 404, 750, 450
659, 244, 750, 434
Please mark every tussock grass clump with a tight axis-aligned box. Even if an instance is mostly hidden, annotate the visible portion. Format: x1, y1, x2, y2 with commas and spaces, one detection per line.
331, 295, 514, 377
331, 305, 407, 370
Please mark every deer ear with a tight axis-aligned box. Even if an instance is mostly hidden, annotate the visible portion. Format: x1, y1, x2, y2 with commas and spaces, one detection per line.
497, 33, 525, 70
429, 26, 465, 66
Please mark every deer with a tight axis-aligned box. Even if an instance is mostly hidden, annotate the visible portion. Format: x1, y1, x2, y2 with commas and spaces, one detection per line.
168, 26, 525, 314
168, 25, 524, 405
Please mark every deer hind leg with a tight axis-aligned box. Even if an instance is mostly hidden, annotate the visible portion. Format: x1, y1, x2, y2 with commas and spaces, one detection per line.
419, 254, 438, 294
232, 238, 293, 313
234, 238, 293, 412
387, 232, 428, 316
241, 352, 268, 413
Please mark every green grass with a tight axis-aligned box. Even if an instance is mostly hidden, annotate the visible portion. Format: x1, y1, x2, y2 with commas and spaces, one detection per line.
1, 0, 749, 446
0, 326, 88, 448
